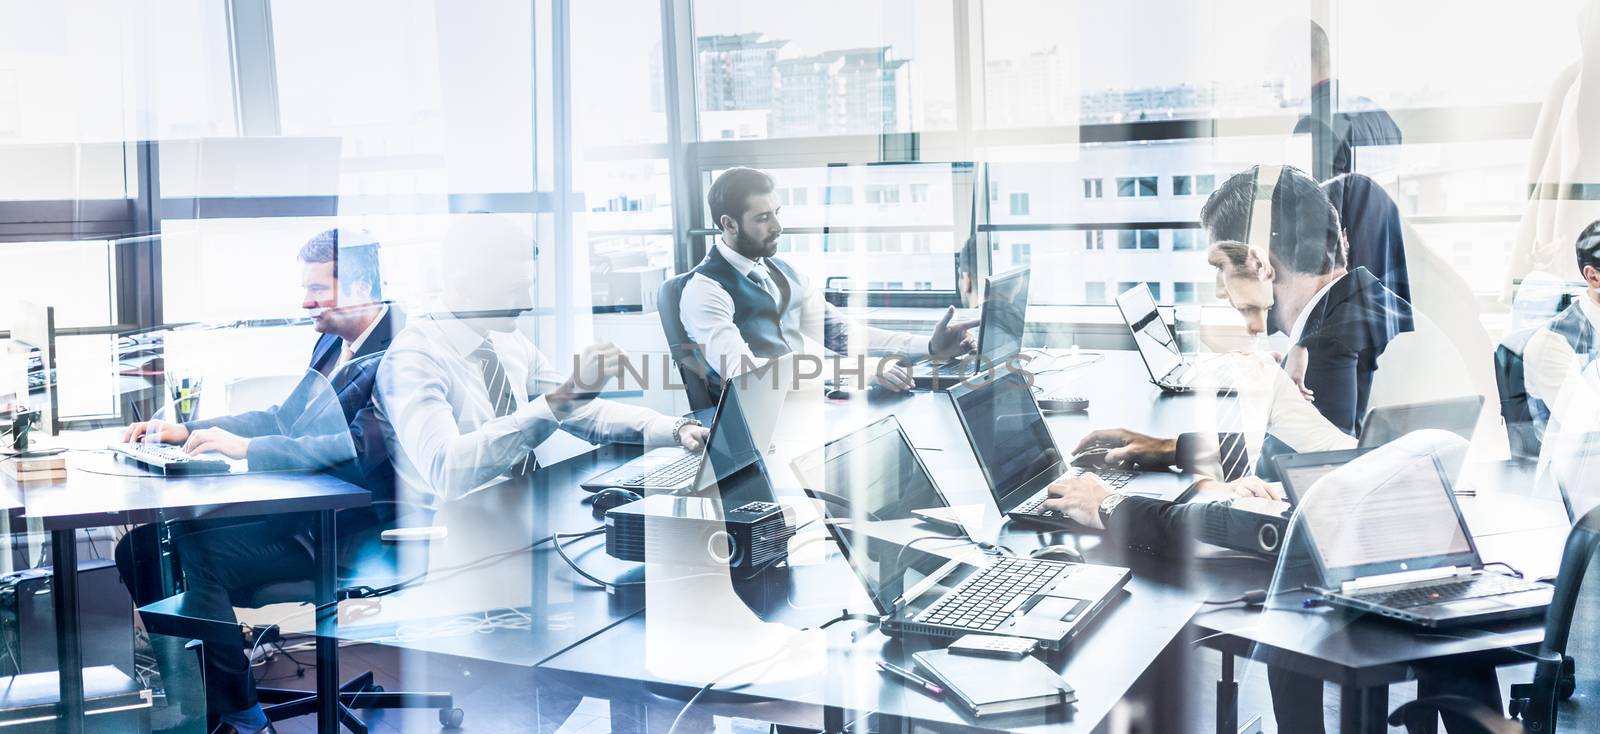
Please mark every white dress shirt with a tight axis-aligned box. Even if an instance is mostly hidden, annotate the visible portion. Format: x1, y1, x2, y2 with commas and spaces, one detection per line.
1524, 293, 1600, 407
680, 241, 932, 380
376, 314, 680, 503
334, 303, 389, 372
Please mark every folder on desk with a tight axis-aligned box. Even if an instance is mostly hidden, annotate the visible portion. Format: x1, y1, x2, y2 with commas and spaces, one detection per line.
911, 648, 1075, 717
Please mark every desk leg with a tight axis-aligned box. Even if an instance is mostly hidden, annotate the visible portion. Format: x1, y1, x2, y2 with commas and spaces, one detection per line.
1339, 685, 1388, 734
51, 528, 84, 734
315, 510, 338, 734
1216, 651, 1238, 734
822, 704, 847, 733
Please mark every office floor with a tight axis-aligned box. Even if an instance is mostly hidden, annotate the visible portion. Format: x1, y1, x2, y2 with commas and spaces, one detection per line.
149, 638, 1532, 733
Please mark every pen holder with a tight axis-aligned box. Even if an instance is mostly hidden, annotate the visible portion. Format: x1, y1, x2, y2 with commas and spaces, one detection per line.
166, 375, 204, 424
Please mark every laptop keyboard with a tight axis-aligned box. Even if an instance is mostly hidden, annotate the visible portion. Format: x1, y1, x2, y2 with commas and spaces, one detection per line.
618, 453, 699, 489
1013, 467, 1138, 516
915, 557, 1070, 631
1351, 574, 1545, 609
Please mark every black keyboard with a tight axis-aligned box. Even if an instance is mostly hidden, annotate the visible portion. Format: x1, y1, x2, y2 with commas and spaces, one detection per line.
915, 557, 1070, 631
108, 443, 231, 476
1352, 574, 1545, 610
1013, 467, 1139, 516
619, 453, 700, 489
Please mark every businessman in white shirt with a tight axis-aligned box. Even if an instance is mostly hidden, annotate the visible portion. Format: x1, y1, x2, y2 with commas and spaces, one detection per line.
678, 167, 977, 394
377, 219, 708, 504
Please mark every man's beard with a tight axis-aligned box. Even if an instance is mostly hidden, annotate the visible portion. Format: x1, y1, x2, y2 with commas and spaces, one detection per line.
735, 229, 779, 259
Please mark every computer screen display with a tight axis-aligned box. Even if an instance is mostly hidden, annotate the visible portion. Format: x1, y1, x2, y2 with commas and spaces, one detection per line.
1285, 456, 1474, 579
978, 267, 1030, 366
955, 371, 1062, 505
794, 417, 964, 614
1116, 282, 1181, 382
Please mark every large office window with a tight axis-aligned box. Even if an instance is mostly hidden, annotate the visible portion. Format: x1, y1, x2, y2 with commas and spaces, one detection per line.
691, 0, 956, 140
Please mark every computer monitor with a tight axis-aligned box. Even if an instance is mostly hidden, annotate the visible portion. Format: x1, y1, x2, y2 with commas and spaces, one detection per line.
1115, 282, 1182, 384
951, 370, 1064, 507
975, 266, 1030, 368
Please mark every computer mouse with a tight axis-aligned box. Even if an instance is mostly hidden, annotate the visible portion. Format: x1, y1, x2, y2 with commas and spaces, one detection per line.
1029, 545, 1085, 563
590, 487, 642, 517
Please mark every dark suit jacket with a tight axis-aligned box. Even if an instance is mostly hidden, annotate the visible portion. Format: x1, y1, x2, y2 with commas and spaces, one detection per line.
1292, 266, 1413, 436
1324, 174, 1411, 305
185, 306, 405, 529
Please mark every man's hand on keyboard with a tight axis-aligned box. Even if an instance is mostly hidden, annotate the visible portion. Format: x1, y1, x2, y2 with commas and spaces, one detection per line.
122, 420, 189, 445
677, 423, 709, 451
1041, 473, 1114, 530
1073, 428, 1176, 470
182, 427, 250, 459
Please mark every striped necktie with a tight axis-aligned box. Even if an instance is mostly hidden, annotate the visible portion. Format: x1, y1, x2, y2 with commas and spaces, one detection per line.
471, 337, 536, 476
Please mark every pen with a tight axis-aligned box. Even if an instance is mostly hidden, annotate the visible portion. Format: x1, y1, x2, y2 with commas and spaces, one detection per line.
876, 660, 944, 698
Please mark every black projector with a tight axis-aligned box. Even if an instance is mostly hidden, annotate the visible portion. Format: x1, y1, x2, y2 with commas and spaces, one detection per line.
604, 494, 794, 571
1194, 501, 1289, 556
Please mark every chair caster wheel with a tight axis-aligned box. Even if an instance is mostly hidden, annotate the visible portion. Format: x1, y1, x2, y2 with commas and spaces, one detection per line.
439, 707, 465, 728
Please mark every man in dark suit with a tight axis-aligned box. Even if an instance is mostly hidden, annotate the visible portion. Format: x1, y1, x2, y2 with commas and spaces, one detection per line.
1047, 167, 1494, 732
114, 229, 403, 734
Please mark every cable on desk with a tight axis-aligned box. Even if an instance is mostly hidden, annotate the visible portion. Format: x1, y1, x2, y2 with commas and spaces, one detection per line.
314, 527, 605, 613
1200, 590, 1268, 608
665, 610, 879, 734
1482, 561, 1525, 579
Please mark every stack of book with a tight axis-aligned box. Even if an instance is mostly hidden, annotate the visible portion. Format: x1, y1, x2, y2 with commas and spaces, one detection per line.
3, 455, 66, 483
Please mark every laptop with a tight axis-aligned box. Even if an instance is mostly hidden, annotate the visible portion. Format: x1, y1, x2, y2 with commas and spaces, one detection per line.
1274, 449, 1552, 628
1114, 282, 1236, 393
942, 372, 1200, 530
791, 415, 1130, 651
1358, 396, 1485, 448
580, 357, 792, 494
909, 266, 1030, 390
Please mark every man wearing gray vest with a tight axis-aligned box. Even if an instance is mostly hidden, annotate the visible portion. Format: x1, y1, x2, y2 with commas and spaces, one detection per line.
679, 167, 977, 393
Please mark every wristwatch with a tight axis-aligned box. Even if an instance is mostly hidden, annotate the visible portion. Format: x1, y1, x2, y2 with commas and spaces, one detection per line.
1098, 492, 1131, 525
671, 416, 703, 443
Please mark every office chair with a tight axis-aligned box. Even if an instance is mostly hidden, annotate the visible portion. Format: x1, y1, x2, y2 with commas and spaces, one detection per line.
1495, 327, 1546, 459
657, 273, 720, 411
138, 502, 462, 733
1388, 504, 1600, 733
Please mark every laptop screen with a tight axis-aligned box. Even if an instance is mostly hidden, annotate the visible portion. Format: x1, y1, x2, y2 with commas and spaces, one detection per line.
1115, 282, 1182, 382
953, 371, 1063, 508
978, 266, 1030, 366
1280, 451, 1477, 584
791, 417, 969, 614
689, 361, 790, 507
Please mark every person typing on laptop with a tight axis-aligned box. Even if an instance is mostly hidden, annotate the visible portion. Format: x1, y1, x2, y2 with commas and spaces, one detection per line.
112, 229, 410, 733
678, 167, 978, 395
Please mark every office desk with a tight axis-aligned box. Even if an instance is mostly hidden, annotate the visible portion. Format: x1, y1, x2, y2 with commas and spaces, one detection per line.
536, 351, 1239, 732
327, 448, 654, 667
451, 353, 1561, 732
1193, 468, 1570, 734
4, 438, 369, 734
